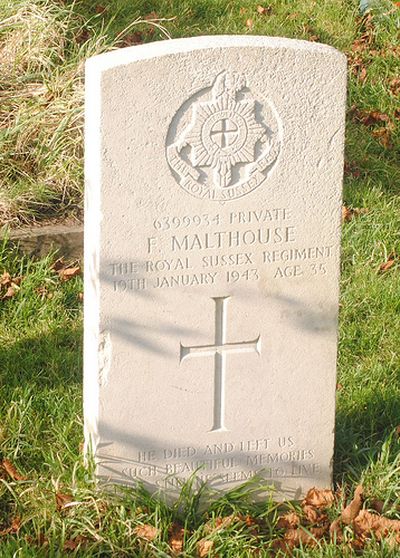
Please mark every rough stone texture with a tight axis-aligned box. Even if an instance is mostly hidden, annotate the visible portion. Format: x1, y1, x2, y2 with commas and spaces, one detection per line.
84, 36, 346, 500
2, 224, 83, 259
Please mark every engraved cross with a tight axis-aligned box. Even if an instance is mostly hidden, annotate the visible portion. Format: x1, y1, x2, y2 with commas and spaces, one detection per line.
210, 119, 238, 149
180, 296, 261, 432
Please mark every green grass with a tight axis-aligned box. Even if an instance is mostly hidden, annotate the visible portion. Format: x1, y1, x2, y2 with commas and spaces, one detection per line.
0, 0, 399, 555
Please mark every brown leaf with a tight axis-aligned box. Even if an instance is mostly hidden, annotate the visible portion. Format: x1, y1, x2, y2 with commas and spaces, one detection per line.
197, 539, 214, 557
389, 77, 400, 96
59, 266, 81, 282
121, 32, 144, 47
63, 535, 89, 551
329, 518, 343, 543
342, 206, 352, 222
283, 527, 322, 548
10, 516, 21, 533
361, 110, 390, 126
56, 492, 73, 510
3, 286, 17, 299
358, 66, 367, 82
257, 5, 272, 15
371, 126, 392, 148
344, 161, 361, 178
169, 522, 185, 553
246, 18, 254, 28
243, 514, 258, 527
1, 459, 27, 481
353, 510, 400, 540
134, 524, 159, 541
342, 206, 368, 222
302, 505, 325, 525
0, 272, 11, 286
379, 255, 396, 273
276, 512, 300, 530
95, 5, 107, 14
302, 488, 335, 509
51, 258, 66, 272
341, 484, 363, 524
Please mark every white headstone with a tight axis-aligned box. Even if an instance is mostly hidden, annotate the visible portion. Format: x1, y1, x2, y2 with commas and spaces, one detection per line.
84, 36, 346, 500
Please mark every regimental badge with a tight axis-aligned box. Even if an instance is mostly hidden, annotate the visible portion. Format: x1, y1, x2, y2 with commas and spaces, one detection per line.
166, 71, 281, 201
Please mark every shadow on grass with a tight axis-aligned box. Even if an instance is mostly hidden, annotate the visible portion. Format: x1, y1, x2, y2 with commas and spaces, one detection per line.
334, 389, 400, 482
0, 325, 83, 391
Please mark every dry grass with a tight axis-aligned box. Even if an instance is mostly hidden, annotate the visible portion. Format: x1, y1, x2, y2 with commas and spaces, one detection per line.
0, 1, 113, 226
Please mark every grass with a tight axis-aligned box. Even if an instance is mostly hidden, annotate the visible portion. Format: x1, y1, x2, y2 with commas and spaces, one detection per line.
0, 0, 399, 555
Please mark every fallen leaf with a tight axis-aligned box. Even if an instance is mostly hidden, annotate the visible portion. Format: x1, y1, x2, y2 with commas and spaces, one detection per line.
169, 522, 185, 553
197, 539, 214, 557
371, 125, 392, 148
341, 484, 363, 524
95, 5, 107, 14
342, 206, 352, 222
246, 18, 254, 28
1, 459, 27, 481
358, 66, 367, 82
257, 5, 272, 15
134, 524, 159, 541
379, 258, 396, 273
78, 292, 84, 302
344, 161, 361, 178
389, 77, 400, 96
276, 512, 300, 530
360, 110, 390, 126
342, 206, 368, 222
121, 32, 144, 46
56, 492, 73, 510
239, 7, 247, 14
329, 518, 343, 543
302, 504, 326, 524
283, 527, 322, 548
51, 258, 66, 272
2, 286, 17, 299
59, 266, 81, 282
288, 12, 299, 19
63, 535, 89, 551
0, 272, 11, 286
10, 517, 21, 533
336, 383, 343, 391
353, 509, 400, 540
302, 488, 335, 509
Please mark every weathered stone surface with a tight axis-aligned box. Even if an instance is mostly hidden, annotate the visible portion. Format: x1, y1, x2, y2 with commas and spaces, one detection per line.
84, 36, 346, 500
2, 223, 83, 259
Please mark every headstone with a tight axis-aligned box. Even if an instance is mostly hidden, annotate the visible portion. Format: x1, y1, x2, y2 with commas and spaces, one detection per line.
84, 36, 346, 500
